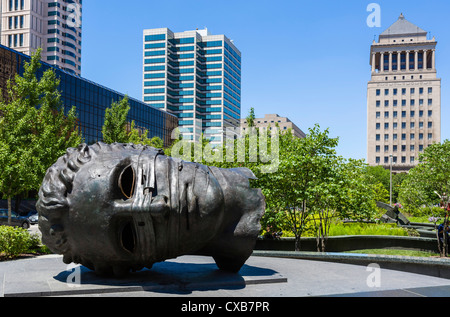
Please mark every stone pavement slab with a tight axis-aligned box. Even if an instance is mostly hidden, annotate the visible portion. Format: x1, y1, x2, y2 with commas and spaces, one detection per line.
2, 253, 450, 297
0, 254, 287, 297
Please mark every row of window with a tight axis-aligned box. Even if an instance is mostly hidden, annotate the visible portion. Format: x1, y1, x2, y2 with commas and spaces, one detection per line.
144, 34, 224, 48
8, 15, 24, 29
376, 144, 425, 152
376, 87, 433, 96
375, 156, 417, 164
376, 121, 433, 129
8, 0, 24, 11
7, 34, 24, 47
375, 110, 433, 118
375, 133, 433, 141
376, 99, 433, 107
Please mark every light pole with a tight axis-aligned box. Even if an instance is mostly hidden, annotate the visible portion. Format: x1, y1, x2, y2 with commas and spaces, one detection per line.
389, 154, 393, 206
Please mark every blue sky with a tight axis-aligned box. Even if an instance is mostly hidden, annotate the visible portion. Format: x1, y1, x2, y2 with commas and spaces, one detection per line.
81, 0, 450, 161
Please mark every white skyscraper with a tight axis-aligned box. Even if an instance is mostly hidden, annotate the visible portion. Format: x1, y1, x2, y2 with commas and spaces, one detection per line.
0, 0, 82, 76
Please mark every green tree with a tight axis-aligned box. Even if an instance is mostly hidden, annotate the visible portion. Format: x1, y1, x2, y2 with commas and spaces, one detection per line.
399, 140, 450, 210
102, 96, 163, 147
398, 140, 450, 256
0, 48, 82, 224
259, 125, 341, 250
102, 96, 130, 144
246, 107, 256, 127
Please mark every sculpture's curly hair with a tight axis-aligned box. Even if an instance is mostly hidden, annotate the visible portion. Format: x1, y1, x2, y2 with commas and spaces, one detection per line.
36, 142, 160, 264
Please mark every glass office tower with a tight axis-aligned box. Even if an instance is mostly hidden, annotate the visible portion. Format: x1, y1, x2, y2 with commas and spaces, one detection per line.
142, 28, 241, 147
0, 44, 178, 147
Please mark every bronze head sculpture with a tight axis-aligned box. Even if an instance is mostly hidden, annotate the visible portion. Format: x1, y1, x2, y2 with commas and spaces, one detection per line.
37, 142, 265, 276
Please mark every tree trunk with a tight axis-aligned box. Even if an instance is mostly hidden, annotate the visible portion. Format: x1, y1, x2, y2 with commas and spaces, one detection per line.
444, 214, 449, 257
295, 235, 301, 252
7, 197, 12, 226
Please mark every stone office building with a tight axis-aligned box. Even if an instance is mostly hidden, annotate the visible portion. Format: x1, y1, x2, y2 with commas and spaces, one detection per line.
367, 14, 441, 172
0, 0, 83, 76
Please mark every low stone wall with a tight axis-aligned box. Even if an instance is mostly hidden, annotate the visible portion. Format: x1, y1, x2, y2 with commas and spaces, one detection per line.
255, 235, 439, 253
252, 250, 450, 279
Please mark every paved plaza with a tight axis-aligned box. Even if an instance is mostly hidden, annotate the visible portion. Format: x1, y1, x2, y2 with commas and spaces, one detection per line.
2, 252, 450, 298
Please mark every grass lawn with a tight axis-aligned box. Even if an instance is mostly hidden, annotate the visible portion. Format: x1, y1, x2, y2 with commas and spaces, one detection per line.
346, 249, 440, 257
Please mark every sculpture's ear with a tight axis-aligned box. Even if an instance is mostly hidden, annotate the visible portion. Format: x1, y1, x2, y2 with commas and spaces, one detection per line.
229, 167, 258, 180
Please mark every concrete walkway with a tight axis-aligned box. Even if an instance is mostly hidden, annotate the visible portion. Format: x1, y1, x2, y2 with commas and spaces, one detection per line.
2, 252, 450, 298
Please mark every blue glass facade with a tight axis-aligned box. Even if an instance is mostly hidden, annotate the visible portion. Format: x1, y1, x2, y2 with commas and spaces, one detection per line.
143, 28, 241, 145
0, 44, 178, 147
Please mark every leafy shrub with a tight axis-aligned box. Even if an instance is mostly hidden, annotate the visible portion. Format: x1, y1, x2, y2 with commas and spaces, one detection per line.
410, 206, 446, 218
323, 222, 408, 237
0, 225, 33, 259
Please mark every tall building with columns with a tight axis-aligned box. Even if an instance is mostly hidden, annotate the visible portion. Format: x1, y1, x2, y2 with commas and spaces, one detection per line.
0, 0, 82, 76
367, 14, 441, 173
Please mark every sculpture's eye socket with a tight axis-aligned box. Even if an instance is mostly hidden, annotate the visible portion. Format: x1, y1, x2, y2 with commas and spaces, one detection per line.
118, 165, 135, 200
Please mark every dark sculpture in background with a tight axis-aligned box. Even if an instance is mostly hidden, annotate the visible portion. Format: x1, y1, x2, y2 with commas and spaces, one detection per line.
37, 142, 265, 277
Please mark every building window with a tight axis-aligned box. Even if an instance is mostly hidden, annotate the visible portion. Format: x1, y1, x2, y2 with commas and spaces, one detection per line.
376, 89, 381, 96
376, 123, 380, 130
428, 87, 433, 94
384, 111, 389, 118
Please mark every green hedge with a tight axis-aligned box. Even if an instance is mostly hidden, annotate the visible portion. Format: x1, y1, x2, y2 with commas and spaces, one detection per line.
0, 226, 43, 259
